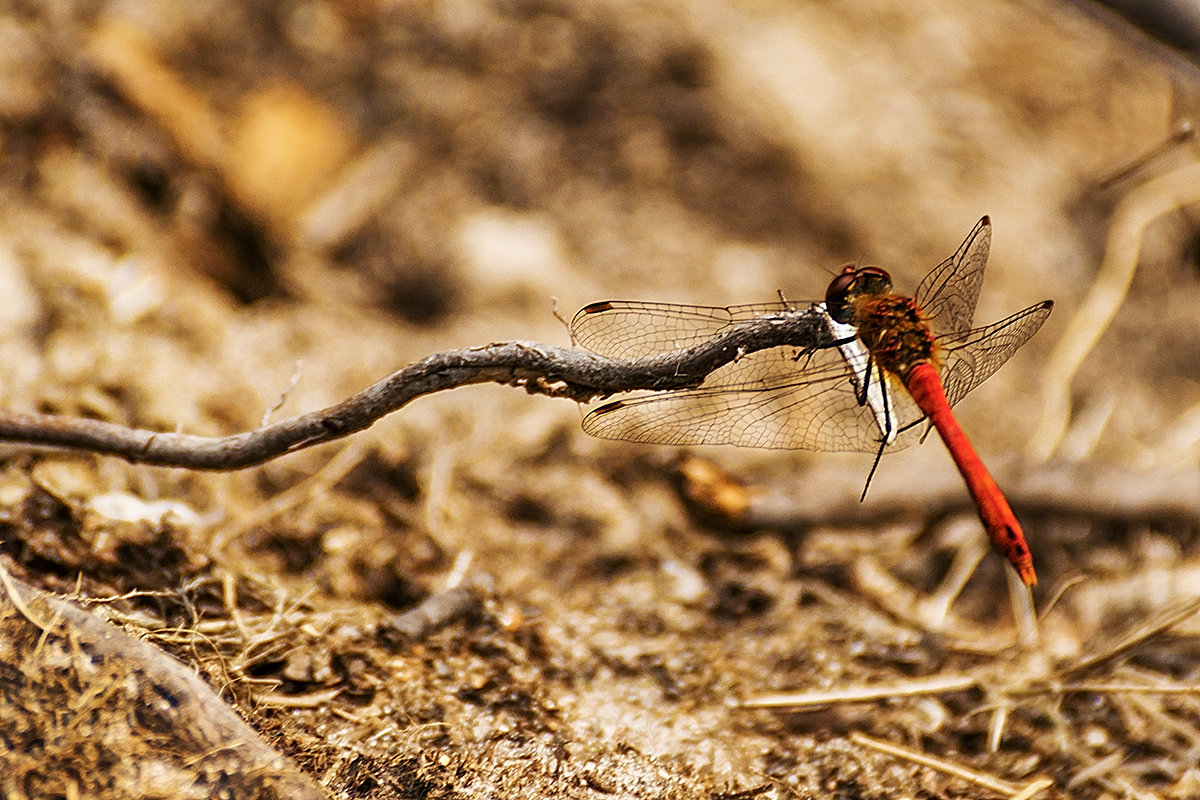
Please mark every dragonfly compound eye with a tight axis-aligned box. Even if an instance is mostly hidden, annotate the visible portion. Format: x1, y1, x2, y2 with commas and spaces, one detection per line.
824, 266, 859, 322
824, 266, 893, 323
854, 266, 893, 294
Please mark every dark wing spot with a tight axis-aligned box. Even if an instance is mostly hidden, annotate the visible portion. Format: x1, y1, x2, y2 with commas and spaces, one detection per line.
593, 400, 626, 415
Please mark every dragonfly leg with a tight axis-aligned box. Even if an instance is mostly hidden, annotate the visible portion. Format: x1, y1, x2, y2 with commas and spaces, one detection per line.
793, 333, 854, 367
855, 355, 875, 407
796, 337, 854, 362
859, 362, 894, 502
860, 438, 887, 502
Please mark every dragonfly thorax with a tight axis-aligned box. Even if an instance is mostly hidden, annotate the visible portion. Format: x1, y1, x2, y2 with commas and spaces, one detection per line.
850, 294, 937, 379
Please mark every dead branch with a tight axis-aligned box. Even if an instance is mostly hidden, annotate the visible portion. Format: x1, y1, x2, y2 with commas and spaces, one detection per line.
0, 309, 831, 470
0, 563, 325, 800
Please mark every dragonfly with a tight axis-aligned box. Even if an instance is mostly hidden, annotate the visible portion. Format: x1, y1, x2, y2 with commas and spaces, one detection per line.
571, 217, 1052, 586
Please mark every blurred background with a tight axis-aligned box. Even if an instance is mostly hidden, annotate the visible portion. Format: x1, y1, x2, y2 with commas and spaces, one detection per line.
2, 1, 1200, 798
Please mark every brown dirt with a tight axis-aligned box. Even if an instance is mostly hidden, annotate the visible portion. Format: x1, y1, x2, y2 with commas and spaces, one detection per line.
3, 1, 1200, 798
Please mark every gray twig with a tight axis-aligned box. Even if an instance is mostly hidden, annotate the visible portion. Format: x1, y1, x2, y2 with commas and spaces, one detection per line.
0, 310, 829, 470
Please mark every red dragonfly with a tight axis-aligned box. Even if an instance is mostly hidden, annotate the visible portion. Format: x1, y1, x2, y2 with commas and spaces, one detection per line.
572, 217, 1052, 586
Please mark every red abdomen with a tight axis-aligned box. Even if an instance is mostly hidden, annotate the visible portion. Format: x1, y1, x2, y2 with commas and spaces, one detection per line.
903, 362, 1037, 586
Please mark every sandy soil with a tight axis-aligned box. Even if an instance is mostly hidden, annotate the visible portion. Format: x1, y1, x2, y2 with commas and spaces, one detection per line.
3, 1, 1200, 798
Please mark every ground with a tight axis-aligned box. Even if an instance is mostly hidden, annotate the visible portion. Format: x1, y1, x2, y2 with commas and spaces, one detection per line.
2, 1, 1200, 798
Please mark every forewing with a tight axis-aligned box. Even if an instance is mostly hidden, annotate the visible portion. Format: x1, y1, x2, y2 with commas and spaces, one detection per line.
582, 342, 925, 452
915, 216, 991, 337
938, 301, 1053, 407
571, 300, 790, 360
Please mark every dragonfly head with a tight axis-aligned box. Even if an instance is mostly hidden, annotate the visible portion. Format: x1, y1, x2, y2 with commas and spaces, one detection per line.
825, 265, 894, 323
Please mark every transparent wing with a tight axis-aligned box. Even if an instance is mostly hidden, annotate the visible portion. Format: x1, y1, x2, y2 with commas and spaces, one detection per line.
938, 301, 1053, 407
580, 301, 1052, 452
571, 300, 794, 360
573, 220, 1049, 454
914, 216, 991, 337
582, 342, 927, 453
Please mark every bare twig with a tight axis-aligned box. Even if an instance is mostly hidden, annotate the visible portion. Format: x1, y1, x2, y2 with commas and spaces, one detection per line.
724, 461, 1200, 534
849, 731, 1052, 798
739, 674, 978, 709
254, 688, 342, 709
0, 563, 326, 799
387, 583, 482, 642
1059, 595, 1200, 677
1030, 162, 1200, 462
0, 312, 830, 470
1050, 682, 1200, 695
